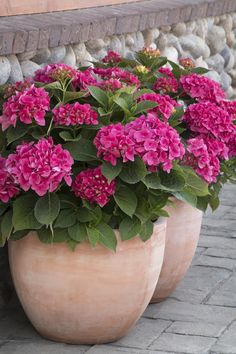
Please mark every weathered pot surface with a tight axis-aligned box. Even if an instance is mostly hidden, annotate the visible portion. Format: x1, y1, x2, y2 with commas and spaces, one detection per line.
9, 218, 166, 345
151, 199, 202, 303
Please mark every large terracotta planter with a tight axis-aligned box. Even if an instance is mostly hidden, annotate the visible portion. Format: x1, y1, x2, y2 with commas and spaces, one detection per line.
8, 219, 166, 345
151, 200, 202, 303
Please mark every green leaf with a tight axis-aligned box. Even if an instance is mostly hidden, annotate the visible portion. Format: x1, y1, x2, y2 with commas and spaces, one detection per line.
86, 226, 100, 247
7, 124, 28, 145
0, 210, 13, 246
134, 100, 158, 115
144, 173, 162, 189
88, 86, 109, 109
159, 170, 186, 192
67, 239, 78, 251
102, 161, 122, 182
65, 138, 97, 161
119, 216, 141, 241
54, 209, 77, 228
0, 203, 9, 216
34, 194, 60, 226
135, 198, 151, 223
139, 220, 154, 241
174, 188, 198, 208
114, 186, 137, 217
119, 157, 147, 184
37, 228, 52, 244
191, 67, 209, 74
64, 91, 86, 103
96, 222, 117, 251
53, 228, 70, 243
196, 196, 209, 212
68, 222, 87, 242
182, 167, 209, 196
59, 131, 80, 142
13, 195, 42, 231
10, 230, 28, 241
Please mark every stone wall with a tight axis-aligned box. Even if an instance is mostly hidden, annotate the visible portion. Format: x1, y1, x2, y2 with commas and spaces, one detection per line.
1, 12, 236, 97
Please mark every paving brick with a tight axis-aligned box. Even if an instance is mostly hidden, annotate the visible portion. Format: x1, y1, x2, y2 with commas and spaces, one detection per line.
192, 254, 236, 270
0, 341, 88, 354
211, 321, 236, 353
198, 236, 236, 249
86, 346, 171, 354
144, 299, 236, 324
165, 321, 226, 338
149, 333, 216, 353
169, 266, 230, 303
113, 318, 171, 349
207, 273, 236, 307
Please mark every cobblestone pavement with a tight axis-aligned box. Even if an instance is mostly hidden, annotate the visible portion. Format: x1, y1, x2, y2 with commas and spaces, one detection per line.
0, 183, 236, 354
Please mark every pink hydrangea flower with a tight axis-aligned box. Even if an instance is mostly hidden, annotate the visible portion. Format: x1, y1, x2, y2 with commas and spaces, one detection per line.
0, 85, 50, 131
138, 93, 178, 121
125, 113, 185, 172
72, 167, 115, 207
179, 57, 195, 69
153, 67, 178, 93
183, 102, 235, 143
6, 138, 73, 196
226, 130, 236, 158
76, 68, 99, 90
93, 67, 140, 88
183, 136, 227, 183
99, 78, 123, 91
0, 156, 19, 203
53, 102, 98, 126
219, 100, 236, 119
4, 79, 32, 99
102, 51, 122, 65
180, 73, 226, 103
94, 123, 136, 166
34, 63, 79, 86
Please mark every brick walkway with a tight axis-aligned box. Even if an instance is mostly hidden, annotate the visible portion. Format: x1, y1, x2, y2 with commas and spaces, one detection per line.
0, 183, 236, 354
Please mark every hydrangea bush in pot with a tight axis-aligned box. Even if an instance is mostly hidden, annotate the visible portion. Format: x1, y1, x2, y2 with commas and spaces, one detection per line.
0, 50, 234, 343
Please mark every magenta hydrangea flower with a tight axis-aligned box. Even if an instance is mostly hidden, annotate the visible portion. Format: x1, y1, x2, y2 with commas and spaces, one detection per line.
102, 51, 122, 65
125, 113, 185, 172
53, 102, 98, 126
138, 93, 178, 121
183, 102, 235, 143
153, 67, 178, 93
219, 100, 236, 119
99, 78, 123, 91
227, 131, 236, 158
34, 63, 79, 86
0, 85, 50, 131
72, 167, 115, 207
93, 67, 140, 88
0, 156, 19, 203
94, 123, 136, 166
76, 68, 99, 90
6, 138, 74, 196
4, 79, 32, 99
183, 136, 228, 183
180, 73, 226, 103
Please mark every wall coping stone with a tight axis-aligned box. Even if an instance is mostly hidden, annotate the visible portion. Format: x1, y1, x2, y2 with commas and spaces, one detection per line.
0, 0, 236, 55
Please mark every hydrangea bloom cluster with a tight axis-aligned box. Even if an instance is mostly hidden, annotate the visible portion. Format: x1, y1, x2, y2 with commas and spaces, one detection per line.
183, 102, 235, 143
139, 47, 161, 59
219, 100, 236, 119
76, 68, 98, 90
6, 138, 73, 196
34, 63, 80, 86
99, 78, 123, 91
72, 167, 115, 207
102, 51, 122, 65
153, 67, 178, 93
93, 67, 140, 88
125, 114, 185, 172
0, 85, 50, 131
53, 102, 98, 126
179, 58, 195, 69
94, 123, 136, 166
4, 79, 32, 99
139, 93, 178, 121
180, 73, 226, 103
0, 157, 19, 203
184, 137, 228, 183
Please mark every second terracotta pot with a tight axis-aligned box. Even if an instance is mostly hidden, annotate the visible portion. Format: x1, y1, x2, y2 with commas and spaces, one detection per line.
151, 199, 202, 303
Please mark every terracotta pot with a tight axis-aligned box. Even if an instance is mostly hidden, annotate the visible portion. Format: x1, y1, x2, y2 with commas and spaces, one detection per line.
8, 219, 166, 345
151, 200, 202, 303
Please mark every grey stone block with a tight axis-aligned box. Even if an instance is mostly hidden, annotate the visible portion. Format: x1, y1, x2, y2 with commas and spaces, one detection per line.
149, 333, 216, 353
165, 321, 226, 338
211, 321, 236, 353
